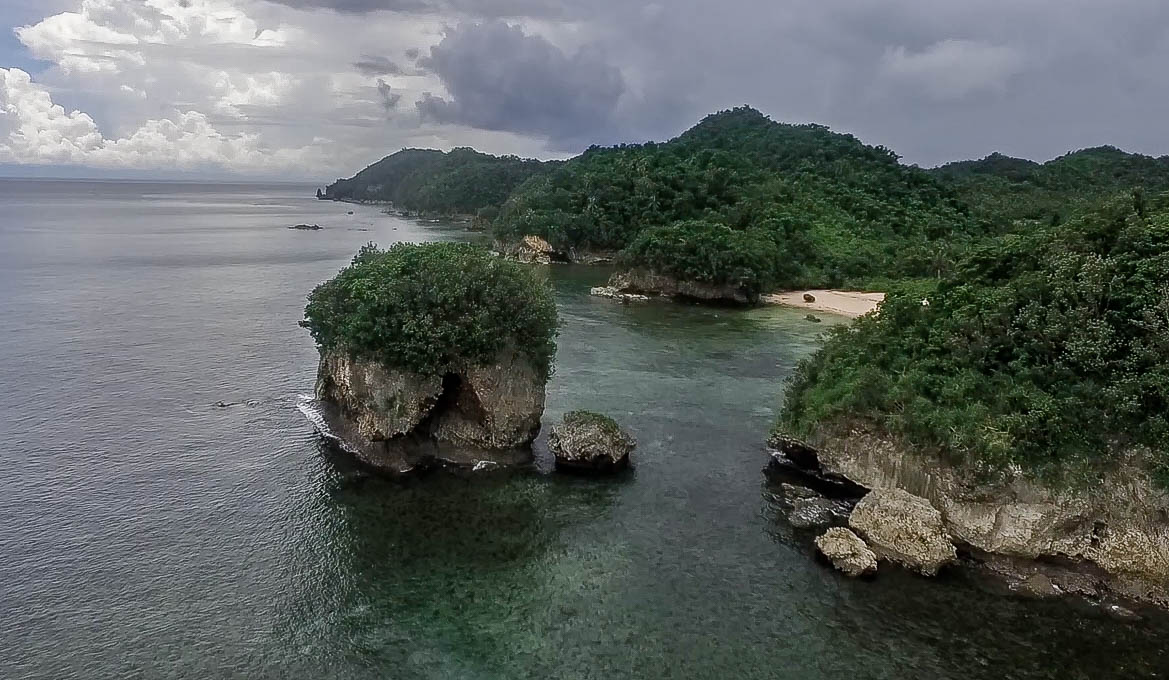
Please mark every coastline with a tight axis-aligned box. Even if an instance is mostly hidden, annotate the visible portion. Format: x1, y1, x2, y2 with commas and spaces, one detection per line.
762, 290, 885, 318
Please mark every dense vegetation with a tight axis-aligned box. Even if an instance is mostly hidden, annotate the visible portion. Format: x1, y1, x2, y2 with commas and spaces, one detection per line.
323, 148, 552, 216
779, 191, 1169, 485
494, 106, 973, 291
932, 147, 1169, 228
620, 221, 786, 297
318, 106, 1169, 485
302, 243, 557, 379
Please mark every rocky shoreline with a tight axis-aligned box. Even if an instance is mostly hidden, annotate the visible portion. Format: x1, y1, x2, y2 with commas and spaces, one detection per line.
592, 269, 755, 304
495, 235, 616, 265
766, 428, 1169, 610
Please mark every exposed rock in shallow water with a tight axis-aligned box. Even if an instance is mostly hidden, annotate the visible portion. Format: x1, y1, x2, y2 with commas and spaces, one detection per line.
775, 483, 852, 529
816, 527, 878, 577
770, 428, 1169, 607
605, 269, 755, 304
548, 411, 635, 473
590, 286, 650, 303
849, 488, 957, 576
314, 349, 544, 473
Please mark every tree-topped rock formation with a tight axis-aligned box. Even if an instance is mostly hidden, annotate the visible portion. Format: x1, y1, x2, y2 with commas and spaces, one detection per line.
301, 242, 558, 472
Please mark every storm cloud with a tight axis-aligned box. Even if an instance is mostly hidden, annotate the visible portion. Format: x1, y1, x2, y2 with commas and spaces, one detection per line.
415, 21, 625, 142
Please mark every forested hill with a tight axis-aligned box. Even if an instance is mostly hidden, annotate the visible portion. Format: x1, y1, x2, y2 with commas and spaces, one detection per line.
494, 106, 974, 292
322, 147, 553, 216
931, 147, 1169, 227
323, 107, 1169, 297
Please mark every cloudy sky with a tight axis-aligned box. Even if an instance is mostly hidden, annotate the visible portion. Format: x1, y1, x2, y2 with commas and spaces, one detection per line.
2, 0, 1169, 180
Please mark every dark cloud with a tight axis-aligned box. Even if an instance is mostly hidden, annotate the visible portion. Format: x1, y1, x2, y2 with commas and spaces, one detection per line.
353, 54, 402, 75
404, 47, 420, 60
376, 78, 401, 112
415, 21, 625, 143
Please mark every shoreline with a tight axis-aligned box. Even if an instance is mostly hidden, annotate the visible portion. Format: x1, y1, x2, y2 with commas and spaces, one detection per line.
762, 290, 885, 318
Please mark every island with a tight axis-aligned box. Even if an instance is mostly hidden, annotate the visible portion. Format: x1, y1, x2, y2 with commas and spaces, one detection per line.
300, 242, 558, 473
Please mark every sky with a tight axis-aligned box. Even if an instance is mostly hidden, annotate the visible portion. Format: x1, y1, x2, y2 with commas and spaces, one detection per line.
2, 0, 1169, 181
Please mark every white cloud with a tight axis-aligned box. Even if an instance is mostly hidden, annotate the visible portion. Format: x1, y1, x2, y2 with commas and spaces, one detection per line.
0, 67, 316, 171
879, 39, 1026, 101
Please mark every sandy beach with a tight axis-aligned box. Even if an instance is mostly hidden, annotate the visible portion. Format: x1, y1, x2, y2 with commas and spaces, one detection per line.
762, 289, 885, 318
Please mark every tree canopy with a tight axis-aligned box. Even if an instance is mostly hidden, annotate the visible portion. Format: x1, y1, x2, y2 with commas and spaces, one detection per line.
302, 243, 558, 379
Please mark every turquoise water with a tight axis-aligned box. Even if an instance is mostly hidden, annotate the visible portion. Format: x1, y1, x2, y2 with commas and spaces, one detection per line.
1, 180, 1166, 679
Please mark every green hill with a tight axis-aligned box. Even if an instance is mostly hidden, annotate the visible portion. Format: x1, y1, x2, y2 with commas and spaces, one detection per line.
932, 147, 1169, 227
323, 147, 553, 217
493, 106, 975, 291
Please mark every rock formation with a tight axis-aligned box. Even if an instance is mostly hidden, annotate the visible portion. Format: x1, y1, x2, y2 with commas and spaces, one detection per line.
815, 527, 878, 577
775, 483, 851, 530
849, 488, 957, 576
314, 348, 545, 473
513, 235, 559, 264
590, 286, 650, 303
548, 411, 636, 473
769, 430, 1169, 606
602, 269, 755, 304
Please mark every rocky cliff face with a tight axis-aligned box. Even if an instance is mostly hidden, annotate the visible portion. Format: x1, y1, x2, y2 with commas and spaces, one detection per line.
604, 269, 755, 304
315, 349, 545, 472
770, 428, 1169, 607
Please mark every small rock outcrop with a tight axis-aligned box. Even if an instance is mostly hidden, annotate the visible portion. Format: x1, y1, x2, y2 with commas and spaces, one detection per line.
590, 286, 650, 303
849, 488, 957, 576
775, 483, 851, 529
289, 223, 322, 230
803, 293, 816, 303
816, 527, 878, 577
548, 411, 635, 473
514, 235, 558, 264
315, 348, 545, 472
604, 269, 755, 304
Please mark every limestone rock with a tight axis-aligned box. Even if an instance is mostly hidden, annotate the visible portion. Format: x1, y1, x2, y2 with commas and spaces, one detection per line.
791, 428, 1169, 606
815, 527, 878, 577
590, 286, 650, 303
849, 488, 957, 576
314, 349, 544, 473
548, 411, 635, 473
775, 483, 851, 530
515, 235, 556, 264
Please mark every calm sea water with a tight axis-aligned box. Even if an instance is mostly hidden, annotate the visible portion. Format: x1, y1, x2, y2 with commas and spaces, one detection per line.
1, 179, 1166, 679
